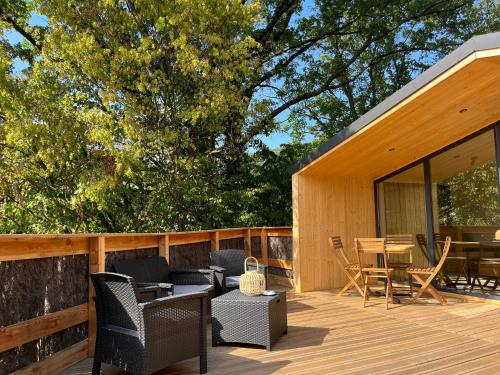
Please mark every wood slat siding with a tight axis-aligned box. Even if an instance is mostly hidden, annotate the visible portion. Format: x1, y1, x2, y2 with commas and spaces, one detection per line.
293, 175, 376, 292
0, 227, 292, 374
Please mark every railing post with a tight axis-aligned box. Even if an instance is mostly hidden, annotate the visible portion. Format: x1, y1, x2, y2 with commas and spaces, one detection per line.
211, 231, 220, 251
88, 235, 105, 358
260, 228, 268, 265
159, 235, 170, 263
244, 228, 252, 257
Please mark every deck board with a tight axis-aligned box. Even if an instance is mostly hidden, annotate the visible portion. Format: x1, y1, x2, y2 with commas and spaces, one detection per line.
61, 288, 500, 374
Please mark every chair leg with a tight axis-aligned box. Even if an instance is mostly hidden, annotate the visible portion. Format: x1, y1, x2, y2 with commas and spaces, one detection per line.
387, 276, 395, 304
411, 273, 446, 305
410, 274, 428, 303
362, 275, 368, 309
339, 271, 364, 296
200, 353, 207, 374
385, 281, 390, 310
92, 359, 101, 375
408, 273, 413, 297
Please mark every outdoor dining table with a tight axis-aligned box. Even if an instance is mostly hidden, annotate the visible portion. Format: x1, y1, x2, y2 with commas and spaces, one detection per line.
374, 243, 414, 301
385, 244, 414, 262
437, 240, 500, 284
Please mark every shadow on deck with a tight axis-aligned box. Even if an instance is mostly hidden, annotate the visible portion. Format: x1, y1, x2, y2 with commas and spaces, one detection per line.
62, 287, 500, 375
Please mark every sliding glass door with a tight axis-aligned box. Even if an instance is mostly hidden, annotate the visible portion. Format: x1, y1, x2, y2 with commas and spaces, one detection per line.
377, 164, 430, 280
430, 129, 500, 296
375, 123, 500, 298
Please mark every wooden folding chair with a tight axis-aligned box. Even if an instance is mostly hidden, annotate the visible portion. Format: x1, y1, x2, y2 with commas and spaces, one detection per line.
471, 258, 500, 293
329, 236, 369, 296
406, 236, 451, 305
355, 238, 394, 310
386, 234, 414, 295
435, 233, 467, 288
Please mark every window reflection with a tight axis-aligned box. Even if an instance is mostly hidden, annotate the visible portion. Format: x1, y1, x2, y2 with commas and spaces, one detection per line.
430, 129, 500, 297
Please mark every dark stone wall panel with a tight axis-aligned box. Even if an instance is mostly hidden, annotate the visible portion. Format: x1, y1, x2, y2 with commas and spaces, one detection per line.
105, 248, 159, 271
219, 238, 244, 250
268, 236, 292, 260
250, 237, 262, 258
169, 242, 211, 269
0, 255, 88, 326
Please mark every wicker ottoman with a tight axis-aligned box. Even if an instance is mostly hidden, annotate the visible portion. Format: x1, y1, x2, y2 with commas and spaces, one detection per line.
211, 290, 287, 351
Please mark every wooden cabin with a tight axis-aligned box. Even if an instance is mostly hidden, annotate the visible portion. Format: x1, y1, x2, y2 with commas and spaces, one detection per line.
291, 32, 500, 299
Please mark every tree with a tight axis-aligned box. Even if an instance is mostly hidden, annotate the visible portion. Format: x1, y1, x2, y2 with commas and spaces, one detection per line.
0, 0, 498, 233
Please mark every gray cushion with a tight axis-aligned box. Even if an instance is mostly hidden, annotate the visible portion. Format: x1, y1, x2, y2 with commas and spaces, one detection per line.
173, 284, 213, 295
225, 275, 240, 288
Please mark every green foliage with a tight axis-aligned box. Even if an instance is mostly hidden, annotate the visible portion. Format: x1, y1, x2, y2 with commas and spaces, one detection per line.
0, 0, 498, 233
437, 162, 500, 226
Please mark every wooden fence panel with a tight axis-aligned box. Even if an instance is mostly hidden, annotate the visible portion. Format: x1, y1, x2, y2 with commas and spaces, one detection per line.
0, 227, 292, 374
0, 255, 89, 373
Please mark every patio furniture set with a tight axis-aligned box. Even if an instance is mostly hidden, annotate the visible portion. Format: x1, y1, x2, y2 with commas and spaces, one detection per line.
330, 234, 453, 309
90, 249, 287, 375
416, 233, 500, 294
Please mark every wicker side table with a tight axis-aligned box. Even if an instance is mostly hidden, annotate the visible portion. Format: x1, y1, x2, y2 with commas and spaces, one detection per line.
211, 290, 287, 351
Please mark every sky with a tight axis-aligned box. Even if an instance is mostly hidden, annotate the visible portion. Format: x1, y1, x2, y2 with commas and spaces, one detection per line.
7, 10, 311, 151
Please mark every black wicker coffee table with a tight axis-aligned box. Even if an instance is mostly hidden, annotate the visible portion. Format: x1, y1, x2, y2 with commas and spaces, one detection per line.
211, 290, 287, 351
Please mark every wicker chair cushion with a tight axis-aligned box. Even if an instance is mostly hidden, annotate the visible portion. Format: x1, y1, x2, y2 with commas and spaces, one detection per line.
225, 276, 240, 287
174, 284, 213, 295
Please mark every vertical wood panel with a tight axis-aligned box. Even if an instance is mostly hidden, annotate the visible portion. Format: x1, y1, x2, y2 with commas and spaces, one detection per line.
244, 229, 251, 257
159, 235, 170, 262
88, 236, 105, 357
260, 228, 268, 265
292, 174, 302, 292
211, 231, 220, 251
294, 175, 376, 291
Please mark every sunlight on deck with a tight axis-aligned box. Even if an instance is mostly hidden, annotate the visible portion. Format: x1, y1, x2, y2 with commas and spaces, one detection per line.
64, 288, 500, 375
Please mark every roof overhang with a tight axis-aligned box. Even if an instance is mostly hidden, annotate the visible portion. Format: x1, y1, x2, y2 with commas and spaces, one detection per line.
291, 32, 500, 179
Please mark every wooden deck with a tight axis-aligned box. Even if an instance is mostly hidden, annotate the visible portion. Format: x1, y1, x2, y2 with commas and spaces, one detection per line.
63, 288, 500, 375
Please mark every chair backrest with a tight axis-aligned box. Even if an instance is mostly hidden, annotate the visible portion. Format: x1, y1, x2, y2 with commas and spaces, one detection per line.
90, 272, 141, 331
386, 234, 413, 245
416, 233, 430, 261
433, 236, 452, 275
112, 256, 170, 283
329, 236, 351, 268
355, 238, 388, 270
209, 249, 245, 276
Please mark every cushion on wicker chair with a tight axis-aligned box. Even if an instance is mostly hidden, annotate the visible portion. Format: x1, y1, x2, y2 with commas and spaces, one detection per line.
174, 284, 214, 295
225, 275, 240, 287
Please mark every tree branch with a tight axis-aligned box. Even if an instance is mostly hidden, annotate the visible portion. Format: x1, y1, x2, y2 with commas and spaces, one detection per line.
0, 12, 42, 50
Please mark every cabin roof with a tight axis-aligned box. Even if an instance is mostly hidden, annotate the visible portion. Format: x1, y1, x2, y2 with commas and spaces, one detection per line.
290, 32, 500, 175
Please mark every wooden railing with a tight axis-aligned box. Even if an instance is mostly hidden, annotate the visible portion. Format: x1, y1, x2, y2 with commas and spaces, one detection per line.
0, 226, 292, 374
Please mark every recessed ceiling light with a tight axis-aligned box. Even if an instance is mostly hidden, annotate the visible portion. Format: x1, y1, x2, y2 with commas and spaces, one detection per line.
459, 108, 468, 113
388, 148, 396, 152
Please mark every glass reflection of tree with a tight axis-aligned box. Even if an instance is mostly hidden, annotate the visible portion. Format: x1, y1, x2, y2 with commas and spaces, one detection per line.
437, 161, 500, 226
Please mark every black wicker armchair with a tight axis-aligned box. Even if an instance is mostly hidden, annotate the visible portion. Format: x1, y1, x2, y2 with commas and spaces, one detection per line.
112, 256, 215, 299
209, 249, 268, 294
90, 272, 208, 375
